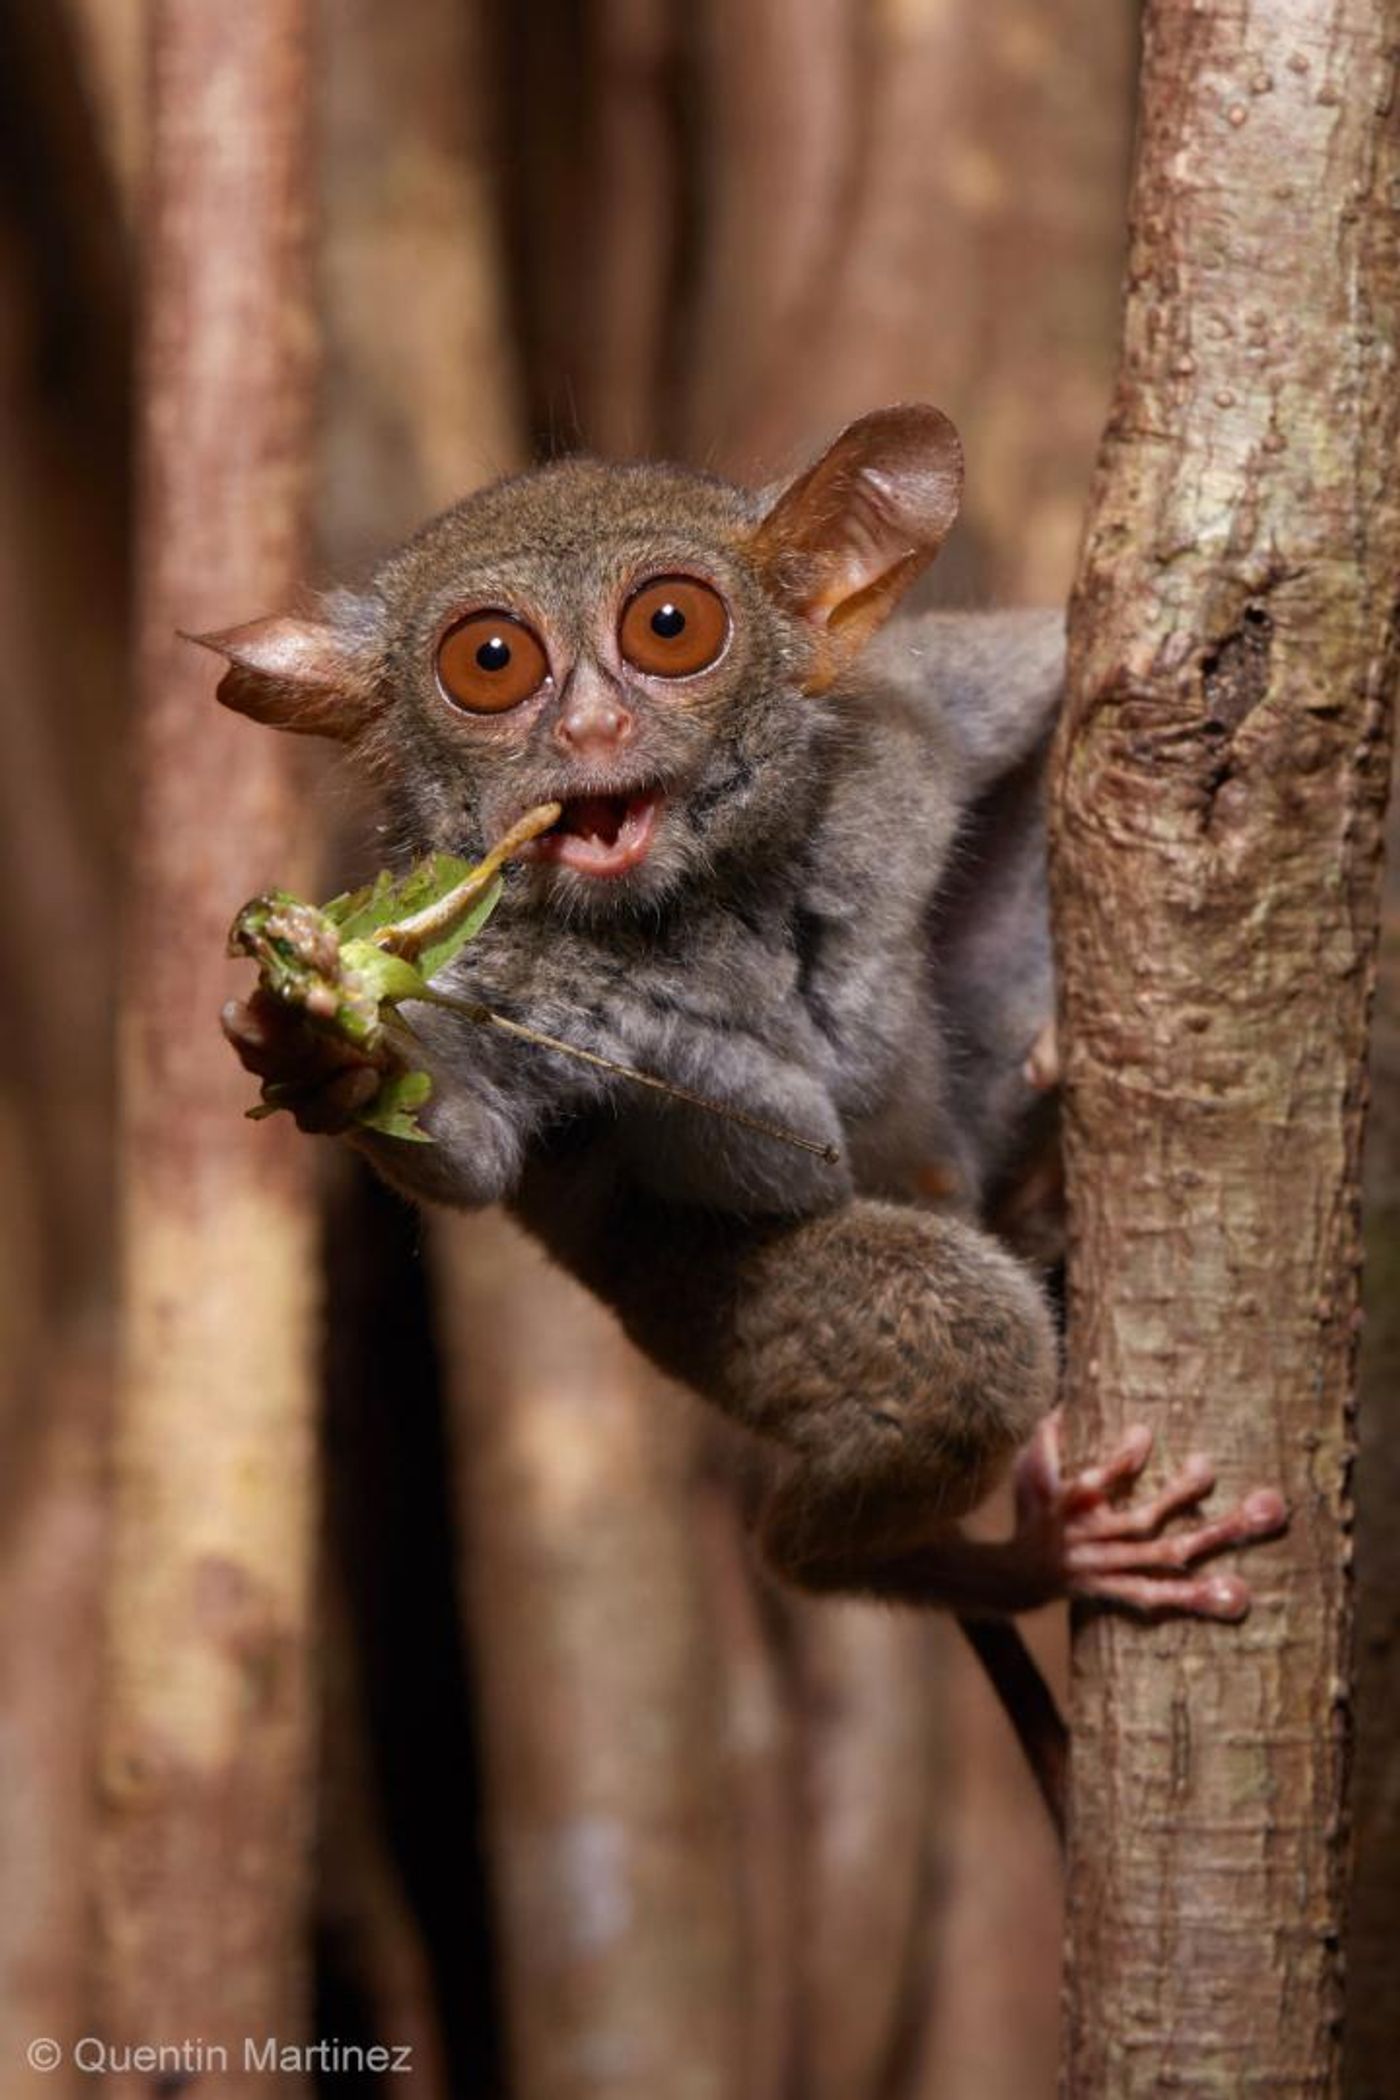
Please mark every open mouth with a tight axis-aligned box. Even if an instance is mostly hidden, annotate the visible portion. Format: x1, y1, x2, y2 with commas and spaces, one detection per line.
525, 788, 663, 877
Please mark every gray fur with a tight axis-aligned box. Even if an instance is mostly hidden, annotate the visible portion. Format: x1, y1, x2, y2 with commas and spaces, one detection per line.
243, 432, 1070, 1601
335, 455, 1065, 1222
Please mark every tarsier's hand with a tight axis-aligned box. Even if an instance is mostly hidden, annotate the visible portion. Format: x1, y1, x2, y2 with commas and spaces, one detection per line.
221, 988, 385, 1135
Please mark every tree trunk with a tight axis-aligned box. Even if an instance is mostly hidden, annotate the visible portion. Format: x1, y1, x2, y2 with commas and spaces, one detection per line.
0, 13, 131, 2079
1052, 5, 1400, 2094
684, 0, 1133, 610
95, 9, 319, 2090
434, 1215, 747, 2100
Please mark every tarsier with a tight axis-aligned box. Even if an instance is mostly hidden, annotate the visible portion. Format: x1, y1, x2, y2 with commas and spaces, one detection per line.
212, 407, 1287, 1782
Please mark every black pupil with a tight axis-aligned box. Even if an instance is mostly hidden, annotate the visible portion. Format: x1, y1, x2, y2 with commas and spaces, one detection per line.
650, 602, 686, 640
476, 635, 511, 672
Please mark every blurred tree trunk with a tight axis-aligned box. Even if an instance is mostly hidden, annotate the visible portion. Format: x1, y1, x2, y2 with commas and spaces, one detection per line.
684, 0, 1133, 603
435, 1218, 747, 2100
95, 8, 320, 2090
317, 0, 520, 567
0, 7, 132, 2091
491, 0, 685, 457
1051, 3, 1400, 2093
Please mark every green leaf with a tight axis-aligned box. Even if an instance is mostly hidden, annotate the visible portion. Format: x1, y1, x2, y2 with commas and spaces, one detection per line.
326, 853, 476, 940
339, 939, 431, 1006
355, 1066, 435, 1142
321, 868, 396, 937
417, 873, 503, 980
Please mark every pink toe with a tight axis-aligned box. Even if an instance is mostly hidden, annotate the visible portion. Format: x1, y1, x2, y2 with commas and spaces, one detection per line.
1241, 1489, 1288, 1532
1073, 1424, 1153, 1501
1204, 1574, 1250, 1619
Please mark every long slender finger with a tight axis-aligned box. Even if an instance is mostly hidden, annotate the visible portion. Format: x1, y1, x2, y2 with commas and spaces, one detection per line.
1072, 1569, 1252, 1620
222, 996, 324, 1079
1075, 1454, 1216, 1540
1068, 1490, 1287, 1576
1060, 1424, 1154, 1517
223, 994, 368, 1084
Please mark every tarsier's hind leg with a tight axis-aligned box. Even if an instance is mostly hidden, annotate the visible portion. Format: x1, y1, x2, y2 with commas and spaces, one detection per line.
524, 1179, 1062, 1564
764, 1404, 1289, 1618
737, 1229, 1288, 1618
518, 1169, 1287, 1618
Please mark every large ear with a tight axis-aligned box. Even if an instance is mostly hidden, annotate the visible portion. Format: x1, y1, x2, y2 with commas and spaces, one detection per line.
751, 404, 963, 677
186, 610, 380, 741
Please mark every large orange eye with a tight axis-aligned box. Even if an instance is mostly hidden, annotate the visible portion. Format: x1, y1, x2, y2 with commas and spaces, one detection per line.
619, 576, 729, 678
436, 611, 550, 714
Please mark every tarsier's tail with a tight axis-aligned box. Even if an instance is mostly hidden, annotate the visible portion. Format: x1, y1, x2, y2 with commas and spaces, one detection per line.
956, 1615, 1067, 1849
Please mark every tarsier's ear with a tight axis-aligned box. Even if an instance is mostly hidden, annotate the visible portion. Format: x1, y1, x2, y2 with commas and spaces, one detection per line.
751, 404, 963, 680
187, 610, 380, 741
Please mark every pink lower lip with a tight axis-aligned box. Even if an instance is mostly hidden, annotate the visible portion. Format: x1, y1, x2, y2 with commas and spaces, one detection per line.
524, 790, 662, 877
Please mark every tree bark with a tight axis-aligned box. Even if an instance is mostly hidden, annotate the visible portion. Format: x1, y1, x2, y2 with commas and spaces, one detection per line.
95, 8, 319, 2090
1052, 5, 1400, 2094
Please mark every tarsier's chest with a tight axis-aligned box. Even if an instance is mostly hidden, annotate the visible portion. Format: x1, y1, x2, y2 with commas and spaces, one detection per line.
437, 889, 953, 1218
453, 904, 815, 1083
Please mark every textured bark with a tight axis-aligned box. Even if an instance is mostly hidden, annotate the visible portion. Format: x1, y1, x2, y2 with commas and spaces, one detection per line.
434, 1214, 746, 2100
1051, 5, 1400, 2094
95, 9, 319, 2090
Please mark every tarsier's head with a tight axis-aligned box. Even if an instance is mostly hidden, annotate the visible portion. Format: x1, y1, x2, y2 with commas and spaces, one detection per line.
204, 405, 962, 915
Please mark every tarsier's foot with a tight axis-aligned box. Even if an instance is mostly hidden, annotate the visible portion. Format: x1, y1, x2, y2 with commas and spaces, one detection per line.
1006, 1408, 1288, 1620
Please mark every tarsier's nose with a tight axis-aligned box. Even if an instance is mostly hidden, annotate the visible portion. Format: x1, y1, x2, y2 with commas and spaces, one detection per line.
552, 667, 635, 757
